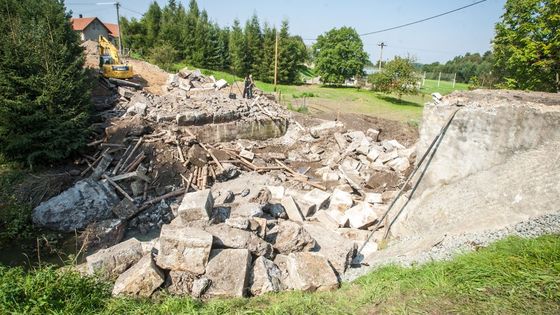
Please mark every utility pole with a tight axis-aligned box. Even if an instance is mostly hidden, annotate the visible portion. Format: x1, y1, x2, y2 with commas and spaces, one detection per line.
115, 1, 123, 56
274, 31, 279, 91
377, 42, 387, 71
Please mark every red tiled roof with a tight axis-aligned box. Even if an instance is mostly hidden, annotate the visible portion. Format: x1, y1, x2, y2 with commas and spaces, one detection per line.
104, 23, 119, 37
70, 17, 118, 37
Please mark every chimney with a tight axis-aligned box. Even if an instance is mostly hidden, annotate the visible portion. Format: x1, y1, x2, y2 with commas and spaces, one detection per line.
79, 14, 83, 18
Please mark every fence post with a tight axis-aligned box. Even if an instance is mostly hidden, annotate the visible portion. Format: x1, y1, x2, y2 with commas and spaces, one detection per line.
422, 72, 426, 87
452, 73, 457, 88
437, 72, 441, 87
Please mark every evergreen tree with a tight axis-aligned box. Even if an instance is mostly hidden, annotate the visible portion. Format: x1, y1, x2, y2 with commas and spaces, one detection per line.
144, 1, 162, 48
218, 28, 231, 70
183, 0, 200, 62
191, 10, 210, 67
278, 21, 307, 84
0, 0, 91, 166
259, 23, 277, 82
229, 19, 247, 76
244, 14, 263, 76
204, 23, 223, 69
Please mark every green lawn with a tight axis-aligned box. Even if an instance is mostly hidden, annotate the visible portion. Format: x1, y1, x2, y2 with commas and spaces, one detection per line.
194, 68, 467, 122
2, 235, 559, 314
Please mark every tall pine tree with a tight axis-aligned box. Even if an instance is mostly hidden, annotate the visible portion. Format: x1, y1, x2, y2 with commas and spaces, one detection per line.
229, 19, 247, 76
0, 0, 91, 166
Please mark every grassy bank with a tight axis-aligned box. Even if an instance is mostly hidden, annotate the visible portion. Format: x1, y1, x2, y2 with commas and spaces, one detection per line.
1, 235, 559, 314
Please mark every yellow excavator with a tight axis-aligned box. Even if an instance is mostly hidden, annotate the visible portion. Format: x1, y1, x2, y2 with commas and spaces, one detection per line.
98, 35, 134, 79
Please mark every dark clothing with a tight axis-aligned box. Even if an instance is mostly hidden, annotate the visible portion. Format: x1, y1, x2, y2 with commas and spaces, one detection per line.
243, 77, 253, 99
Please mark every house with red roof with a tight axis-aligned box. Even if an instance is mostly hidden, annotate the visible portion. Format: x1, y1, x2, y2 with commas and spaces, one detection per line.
70, 15, 119, 44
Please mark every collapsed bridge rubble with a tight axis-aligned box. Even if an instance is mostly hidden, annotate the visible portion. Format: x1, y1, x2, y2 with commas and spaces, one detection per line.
32, 68, 418, 298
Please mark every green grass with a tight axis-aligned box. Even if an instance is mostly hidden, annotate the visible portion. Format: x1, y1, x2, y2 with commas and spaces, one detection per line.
1, 235, 559, 314
421, 79, 469, 95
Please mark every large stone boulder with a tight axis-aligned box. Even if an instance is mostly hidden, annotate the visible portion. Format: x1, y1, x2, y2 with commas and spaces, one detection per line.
156, 225, 213, 274
272, 220, 316, 254
178, 189, 214, 223
205, 224, 273, 258
86, 238, 144, 277
303, 222, 356, 275
112, 255, 164, 297
205, 249, 252, 298
32, 179, 120, 232
250, 256, 283, 296
286, 252, 339, 292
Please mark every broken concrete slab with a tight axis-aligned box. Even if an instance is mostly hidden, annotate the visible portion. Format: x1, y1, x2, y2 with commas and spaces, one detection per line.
205, 249, 252, 298
273, 220, 316, 254
126, 102, 147, 116
345, 202, 378, 229
178, 189, 214, 223
303, 188, 331, 210
387, 140, 406, 150
214, 79, 228, 90
86, 237, 144, 277
112, 255, 164, 297
239, 149, 255, 161
266, 185, 285, 201
303, 222, 356, 275
386, 157, 411, 173
366, 129, 380, 142
281, 196, 304, 222
328, 188, 353, 212
379, 150, 399, 163
295, 198, 316, 217
250, 256, 283, 296
286, 252, 339, 292
156, 225, 213, 274
367, 148, 381, 162
314, 210, 340, 230
273, 254, 294, 290
32, 178, 120, 232
364, 192, 383, 204
205, 224, 273, 258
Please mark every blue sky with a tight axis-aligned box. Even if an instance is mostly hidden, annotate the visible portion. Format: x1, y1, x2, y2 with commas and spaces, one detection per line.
67, 0, 506, 64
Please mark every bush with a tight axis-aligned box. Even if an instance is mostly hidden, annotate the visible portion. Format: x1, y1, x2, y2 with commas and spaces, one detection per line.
0, 0, 92, 167
148, 42, 179, 71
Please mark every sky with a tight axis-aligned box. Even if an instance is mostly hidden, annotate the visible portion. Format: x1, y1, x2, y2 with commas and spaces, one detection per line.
66, 0, 507, 64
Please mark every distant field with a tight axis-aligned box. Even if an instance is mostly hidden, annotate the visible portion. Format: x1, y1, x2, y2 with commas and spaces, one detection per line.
180, 67, 469, 123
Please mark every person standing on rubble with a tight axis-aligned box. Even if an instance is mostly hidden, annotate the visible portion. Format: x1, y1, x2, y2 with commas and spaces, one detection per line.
243, 74, 254, 99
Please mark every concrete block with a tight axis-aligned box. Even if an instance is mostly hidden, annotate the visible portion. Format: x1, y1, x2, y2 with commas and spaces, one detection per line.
367, 148, 381, 162
266, 185, 285, 201
315, 210, 340, 230
156, 225, 213, 274
205, 224, 273, 258
205, 249, 252, 297
328, 188, 353, 212
366, 129, 380, 141
215, 79, 228, 90
281, 196, 304, 222
386, 157, 410, 173
303, 188, 331, 210
303, 222, 356, 275
178, 189, 213, 222
112, 255, 164, 297
239, 149, 255, 161
379, 150, 399, 163
250, 256, 283, 296
287, 252, 339, 292
86, 237, 143, 277
295, 198, 316, 217
273, 220, 316, 254
345, 202, 378, 229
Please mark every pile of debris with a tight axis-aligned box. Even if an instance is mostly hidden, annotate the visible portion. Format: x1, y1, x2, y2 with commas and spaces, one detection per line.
32, 67, 417, 298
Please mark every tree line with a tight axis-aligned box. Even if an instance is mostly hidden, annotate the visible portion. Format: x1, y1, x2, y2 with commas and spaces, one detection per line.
120, 0, 308, 84
420, 51, 494, 84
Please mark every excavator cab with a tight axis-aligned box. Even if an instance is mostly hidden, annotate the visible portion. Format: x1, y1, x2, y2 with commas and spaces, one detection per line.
98, 35, 134, 79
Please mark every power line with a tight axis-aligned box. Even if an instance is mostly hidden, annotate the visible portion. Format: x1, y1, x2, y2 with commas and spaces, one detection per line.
121, 6, 144, 16
302, 0, 488, 41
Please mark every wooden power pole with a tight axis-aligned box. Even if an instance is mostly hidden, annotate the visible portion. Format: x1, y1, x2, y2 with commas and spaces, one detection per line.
274, 32, 279, 91
115, 1, 123, 56
377, 42, 387, 70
